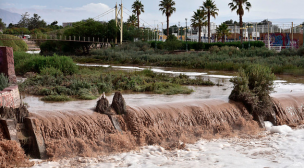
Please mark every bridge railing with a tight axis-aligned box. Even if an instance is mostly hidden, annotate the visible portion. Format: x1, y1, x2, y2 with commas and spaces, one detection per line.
0, 34, 115, 43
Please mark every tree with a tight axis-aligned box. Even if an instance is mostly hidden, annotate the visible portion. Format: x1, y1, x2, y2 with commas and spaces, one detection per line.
0, 18, 6, 30
28, 13, 47, 30
216, 23, 231, 42
228, 0, 252, 44
132, 0, 144, 29
63, 19, 118, 54
18, 12, 30, 28
191, 9, 207, 42
223, 19, 239, 25
202, 0, 218, 43
159, 0, 176, 36
51, 21, 58, 26
127, 14, 138, 27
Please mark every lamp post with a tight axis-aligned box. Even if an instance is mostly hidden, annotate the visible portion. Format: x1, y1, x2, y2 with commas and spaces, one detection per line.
185, 18, 188, 52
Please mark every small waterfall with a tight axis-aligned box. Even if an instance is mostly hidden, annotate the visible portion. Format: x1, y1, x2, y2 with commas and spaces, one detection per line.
30, 99, 260, 158
273, 93, 304, 126
15, 93, 304, 159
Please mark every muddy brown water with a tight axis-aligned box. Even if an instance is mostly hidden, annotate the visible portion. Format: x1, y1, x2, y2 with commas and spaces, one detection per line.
20, 64, 304, 159
23, 64, 304, 113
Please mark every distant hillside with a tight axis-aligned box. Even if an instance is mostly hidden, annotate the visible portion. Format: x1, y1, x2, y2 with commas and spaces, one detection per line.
0, 9, 21, 26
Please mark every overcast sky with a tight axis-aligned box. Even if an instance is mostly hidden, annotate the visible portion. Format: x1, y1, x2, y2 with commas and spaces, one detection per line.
1, 0, 304, 27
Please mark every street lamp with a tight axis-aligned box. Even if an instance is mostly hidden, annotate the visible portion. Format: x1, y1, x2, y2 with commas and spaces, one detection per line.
185, 18, 188, 52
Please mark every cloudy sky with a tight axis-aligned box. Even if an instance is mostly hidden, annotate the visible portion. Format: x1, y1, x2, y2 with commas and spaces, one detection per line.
1, 0, 304, 27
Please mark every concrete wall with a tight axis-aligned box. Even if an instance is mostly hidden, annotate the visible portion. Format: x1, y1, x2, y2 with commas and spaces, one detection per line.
0, 85, 20, 108
0, 47, 20, 108
0, 47, 17, 83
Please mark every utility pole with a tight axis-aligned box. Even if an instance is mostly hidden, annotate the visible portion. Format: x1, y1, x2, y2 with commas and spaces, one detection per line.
268, 21, 270, 50
178, 22, 180, 40
120, 1, 123, 45
234, 24, 236, 41
155, 29, 157, 50
161, 22, 163, 41
256, 23, 258, 41
115, 3, 118, 44
185, 18, 188, 52
157, 24, 159, 41
292, 22, 294, 49
115, 1, 123, 45
302, 23, 304, 47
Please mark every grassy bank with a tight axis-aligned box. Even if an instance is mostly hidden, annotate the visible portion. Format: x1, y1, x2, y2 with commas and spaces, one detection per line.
73, 43, 304, 76
15, 52, 214, 101
0, 35, 28, 51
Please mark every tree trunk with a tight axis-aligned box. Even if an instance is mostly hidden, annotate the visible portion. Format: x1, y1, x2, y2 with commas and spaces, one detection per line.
208, 10, 210, 43
167, 15, 169, 36
240, 14, 243, 45
222, 35, 225, 43
137, 13, 140, 29
199, 26, 201, 42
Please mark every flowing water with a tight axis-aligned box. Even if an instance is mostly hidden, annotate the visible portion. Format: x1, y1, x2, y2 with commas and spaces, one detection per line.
20, 64, 304, 167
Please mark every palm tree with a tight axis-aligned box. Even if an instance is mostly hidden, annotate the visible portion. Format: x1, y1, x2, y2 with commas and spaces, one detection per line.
132, 0, 144, 29
216, 23, 231, 42
191, 9, 207, 42
159, 0, 176, 36
127, 14, 138, 27
201, 0, 219, 43
228, 0, 252, 44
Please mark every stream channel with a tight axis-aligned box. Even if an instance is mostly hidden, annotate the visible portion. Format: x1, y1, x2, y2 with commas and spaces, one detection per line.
23, 63, 304, 113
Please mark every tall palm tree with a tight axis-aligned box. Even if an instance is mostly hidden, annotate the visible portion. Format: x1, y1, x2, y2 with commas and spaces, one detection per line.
216, 23, 231, 42
202, 0, 219, 43
127, 14, 138, 27
228, 0, 252, 44
159, 0, 176, 36
191, 9, 207, 42
132, 0, 144, 28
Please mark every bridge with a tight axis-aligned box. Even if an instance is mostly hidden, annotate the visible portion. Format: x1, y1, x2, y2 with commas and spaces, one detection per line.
0, 1, 156, 45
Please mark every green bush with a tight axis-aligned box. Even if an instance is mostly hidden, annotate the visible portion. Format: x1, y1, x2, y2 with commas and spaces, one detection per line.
229, 65, 276, 119
14, 52, 78, 75
297, 47, 304, 56
0, 73, 9, 91
41, 95, 72, 101
40, 67, 63, 77
204, 41, 265, 50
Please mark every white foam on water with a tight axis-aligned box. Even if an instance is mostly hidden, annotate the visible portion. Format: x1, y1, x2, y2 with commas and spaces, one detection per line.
32, 127, 304, 168
26, 51, 40, 54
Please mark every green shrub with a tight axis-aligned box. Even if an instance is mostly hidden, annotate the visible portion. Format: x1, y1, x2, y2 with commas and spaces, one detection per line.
41, 95, 72, 101
297, 47, 304, 56
229, 65, 276, 123
77, 88, 97, 100
204, 41, 265, 50
14, 52, 78, 75
40, 67, 63, 77
0, 73, 9, 91
209, 46, 220, 53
